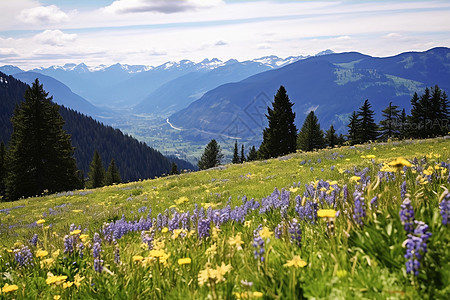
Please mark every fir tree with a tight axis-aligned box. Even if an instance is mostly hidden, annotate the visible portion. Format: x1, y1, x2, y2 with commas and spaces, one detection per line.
399, 108, 408, 139
431, 85, 449, 136
408, 92, 422, 138
357, 99, 378, 143
198, 139, 223, 170
88, 150, 105, 188
297, 111, 325, 151
240, 144, 245, 163
0, 142, 5, 199
325, 124, 338, 148
347, 111, 361, 145
232, 141, 240, 164
258, 86, 297, 159
247, 146, 258, 161
379, 102, 401, 140
6, 79, 81, 200
170, 162, 179, 175
105, 158, 121, 185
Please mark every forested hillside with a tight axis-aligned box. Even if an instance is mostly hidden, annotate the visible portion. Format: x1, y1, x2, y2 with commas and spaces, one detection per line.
0, 72, 195, 182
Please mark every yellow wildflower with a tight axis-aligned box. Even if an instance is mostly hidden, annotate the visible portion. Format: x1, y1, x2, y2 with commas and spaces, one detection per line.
178, 257, 191, 265
36, 249, 49, 258
289, 187, 299, 193
198, 266, 216, 286
349, 176, 361, 183
228, 233, 244, 250
63, 281, 73, 289
259, 227, 273, 239
53, 296, 61, 300
253, 291, 264, 298
52, 249, 60, 259
72, 209, 83, 213
175, 196, 189, 205
70, 229, 81, 235
79, 234, 89, 242
73, 274, 84, 288
36, 219, 46, 225
172, 228, 185, 239
133, 255, 144, 262
161, 227, 169, 233
388, 157, 412, 171
423, 166, 434, 176
284, 256, 307, 268
212, 227, 221, 240
366, 154, 376, 159
205, 243, 217, 257
215, 262, 232, 283
2, 283, 19, 293
244, 220, 252, 228
328, 180, 338, 186
317, 209, 337, 218
40, 258, 54, 268
46, 274, 68, 285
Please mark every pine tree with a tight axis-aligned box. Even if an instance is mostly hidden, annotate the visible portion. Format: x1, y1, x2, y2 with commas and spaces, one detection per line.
399, 108, 408, 139
431, 85, 449, 136
170, 162, 179, 175
6, 79, 81, 200
408, 92, 422, 138
240, 144, 245, 163
258, 86, 297, 159
297, 111, 325, 151
198, 139, 223, 170
0, 142, 5, 199
105, 158, 121, 185
325, 124, 338, 148
88, 150, 105, 188
232, 141, 240, 164
247, 146, 258, 161
357, 99, 378, 143
379, 102, 401, 140
347, 111, 361, 145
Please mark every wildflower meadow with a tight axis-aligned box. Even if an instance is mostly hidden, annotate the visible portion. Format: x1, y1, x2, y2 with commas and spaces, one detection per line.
1, 138, 449, 299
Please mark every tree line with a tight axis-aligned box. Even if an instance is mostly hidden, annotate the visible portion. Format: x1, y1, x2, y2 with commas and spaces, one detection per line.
197, 85, 449, 169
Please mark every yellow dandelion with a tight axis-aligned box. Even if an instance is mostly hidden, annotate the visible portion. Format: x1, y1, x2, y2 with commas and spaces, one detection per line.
253, 291, 264, 298
178, 257, 191, 265
36, 219, 46, 225
2, 283, 19, 293
388, 157, 412, 171
53, 296, 61, 300
284, 255, 307, 268
289, 187, 299, 193
132, 255, 144, 262
70, 229, 81, 235
161, 227, 169, 233
36, 249, 49, 258
366, 154, 376, 159
46, 274, 68, 285
317, 209, 337, 218
79, 234, 89, 242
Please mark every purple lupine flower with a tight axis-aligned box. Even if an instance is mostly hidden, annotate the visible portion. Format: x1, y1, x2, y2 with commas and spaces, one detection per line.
342, 185, 348, 203
352, 190, 366, 225
141, 231, 154, 250
197, 218, 210, 239
370, 195, 378, 210
93, 232, 102, 244
288, 218, 301, 248
64, 235, 74, 254
296, 200, 318, 224
30, 234, 38, 247
14, 246, 33, 267
94, 258, 103, 273
78, 242, 84, 259
274, 223, 283, 239
400, 198, 415, 233
439, 192, 450, 225
93, 242, 101, 259
404, 221, 432, 276
401, 181, 407, 200
252, 225, 265, 262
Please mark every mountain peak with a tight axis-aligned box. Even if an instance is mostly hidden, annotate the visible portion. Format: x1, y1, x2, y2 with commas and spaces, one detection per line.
315, 49, 335, 56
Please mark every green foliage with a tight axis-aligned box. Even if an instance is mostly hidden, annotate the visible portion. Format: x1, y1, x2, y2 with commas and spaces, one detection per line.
357, 99, 378, 143
170, 162, 179, 175
5, 79, 81, 200
105, 158, 122, 186
297, 111, 325, 151
258, 86, 297, 159
232, 141, 240, 164
240, 144, 245, 163
88, 150, 106, 188
247, 145, 258, 161
198, 139, 223, 170
325, 124, 340, 148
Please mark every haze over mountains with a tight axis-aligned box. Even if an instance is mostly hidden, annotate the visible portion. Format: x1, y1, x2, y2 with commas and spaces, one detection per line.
1, 47, 449, 150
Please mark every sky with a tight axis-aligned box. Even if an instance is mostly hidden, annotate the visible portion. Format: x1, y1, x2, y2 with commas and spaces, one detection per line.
1, 0, 450, 69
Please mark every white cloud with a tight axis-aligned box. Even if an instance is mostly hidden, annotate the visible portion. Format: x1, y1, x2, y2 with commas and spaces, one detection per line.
18, 5, 69, 24
383, 32, 402, 39
306, 105, 319, 114
0, 48, 19, 58
34, 30, 77, 47
103, 0, 223, 14
215, 40, 228, 46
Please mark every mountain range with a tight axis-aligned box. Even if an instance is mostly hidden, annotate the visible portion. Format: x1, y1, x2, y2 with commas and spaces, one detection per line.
169, 47, 450, 141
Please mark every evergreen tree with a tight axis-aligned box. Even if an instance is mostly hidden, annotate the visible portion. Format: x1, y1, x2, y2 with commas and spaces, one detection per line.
232, 141, 240, 164
247, 146, 258, 161
408, 92, 423, 138
379, 102, 401, 140
0, 142, 5, 199
170, 162, 179, 175
198, 139, 223, 170
431, 85, 449, 136
347, 111, 361, 145
325, 124, 338, 148
6, 79, 81, 200
258, 86, 297, 159
399, 108, 408, 139
240, 144, 245, 163
105, 158, 121, 185
357, 99, 378, 143
88, 150, 105, 188
297, 111, 325, 151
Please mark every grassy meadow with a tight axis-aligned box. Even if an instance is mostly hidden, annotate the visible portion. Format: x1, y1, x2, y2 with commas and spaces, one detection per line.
1, 138, 449, 299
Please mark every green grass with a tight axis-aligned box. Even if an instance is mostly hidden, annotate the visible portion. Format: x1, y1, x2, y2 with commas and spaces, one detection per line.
1, 138, 449, 299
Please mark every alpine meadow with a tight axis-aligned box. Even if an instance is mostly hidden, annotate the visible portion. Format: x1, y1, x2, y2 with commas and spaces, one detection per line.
1, 0, 450, 299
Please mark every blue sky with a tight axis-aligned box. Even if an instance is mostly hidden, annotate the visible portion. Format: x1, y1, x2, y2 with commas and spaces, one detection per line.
1, 0, 449, 69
